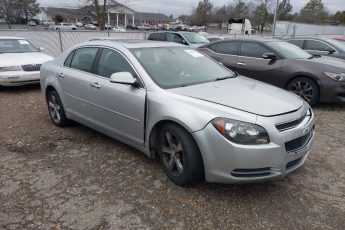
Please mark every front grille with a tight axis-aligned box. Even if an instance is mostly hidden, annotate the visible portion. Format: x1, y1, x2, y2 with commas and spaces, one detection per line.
231, 167, 271, 178
21, 64, 41, 72
286, 157, 302, 170
276, 109, 312, 132
285, 129, 313, 153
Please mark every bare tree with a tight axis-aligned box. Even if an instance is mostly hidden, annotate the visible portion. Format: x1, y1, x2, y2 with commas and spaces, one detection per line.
83, 0, 108, 30
195, 0, 213, 31
252, 0, 273, 34
299, 0, 328, 24
0, 0, 15, 29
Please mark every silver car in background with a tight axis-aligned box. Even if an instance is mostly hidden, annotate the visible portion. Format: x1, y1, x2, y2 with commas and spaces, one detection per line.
40, 40, 315, 185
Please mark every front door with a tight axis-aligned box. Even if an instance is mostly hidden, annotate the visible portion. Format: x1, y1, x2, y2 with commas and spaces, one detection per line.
236, 42, 282, 86
87, 48, 146, 145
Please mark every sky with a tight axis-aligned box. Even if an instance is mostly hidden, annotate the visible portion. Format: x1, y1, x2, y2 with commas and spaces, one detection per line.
37, 0, 345, 17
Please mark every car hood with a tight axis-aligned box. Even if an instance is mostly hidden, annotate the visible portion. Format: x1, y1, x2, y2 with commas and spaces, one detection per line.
0, 52, 54, 67
304, 55, 345, 67
168, 77, 304, 117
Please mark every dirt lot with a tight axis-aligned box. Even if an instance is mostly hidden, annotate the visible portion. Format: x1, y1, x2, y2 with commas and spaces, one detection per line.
0, 85, 344, 229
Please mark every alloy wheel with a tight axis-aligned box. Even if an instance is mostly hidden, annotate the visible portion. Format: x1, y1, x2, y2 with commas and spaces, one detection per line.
160, 132, 184, 177
48, 95, 62, 124
290, 81, 314, 102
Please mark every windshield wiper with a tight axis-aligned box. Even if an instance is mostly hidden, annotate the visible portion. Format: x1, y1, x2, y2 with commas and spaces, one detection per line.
308, 55, 321, 59
214, 75, 235, 81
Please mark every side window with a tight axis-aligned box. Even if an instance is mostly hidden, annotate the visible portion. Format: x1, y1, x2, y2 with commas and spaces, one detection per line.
288, 40, 304, 48
159, 33, 167, 41
70, 47, 98, 72
97, 49, 136, 78
215, 42, 238, 55
166, 33, 174, 42
240, 42, 271, 58
306, 40, 334, 51
64, 50, 75, 67
172, 34, 184, 44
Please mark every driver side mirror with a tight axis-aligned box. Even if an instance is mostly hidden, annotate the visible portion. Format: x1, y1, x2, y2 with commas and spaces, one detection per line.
40, 47, 45, 52
110, 72, 139, 87
262, 52, 278, 60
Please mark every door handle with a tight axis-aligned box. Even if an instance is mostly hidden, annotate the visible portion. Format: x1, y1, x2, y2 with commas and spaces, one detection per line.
58, 73, 64, 78
237, 62, 247, 66
90, 82, 101, 89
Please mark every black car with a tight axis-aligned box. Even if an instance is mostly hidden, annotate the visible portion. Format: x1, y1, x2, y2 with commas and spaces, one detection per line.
126, 24, 137, 29
286, 37, 345, 60
199, 38, 345, 105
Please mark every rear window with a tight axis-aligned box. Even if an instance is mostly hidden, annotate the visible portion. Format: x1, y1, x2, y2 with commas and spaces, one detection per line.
215, 42, 238, 55
70, 47, 98, 73
288, 40, 304, 48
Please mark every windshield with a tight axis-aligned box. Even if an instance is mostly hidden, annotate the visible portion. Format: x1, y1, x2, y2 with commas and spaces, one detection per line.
0, 39, 40, 53
267, 41, 312, 59
327, 39, 345, 51
180, 33, 209, 44
131, 47, 235, 89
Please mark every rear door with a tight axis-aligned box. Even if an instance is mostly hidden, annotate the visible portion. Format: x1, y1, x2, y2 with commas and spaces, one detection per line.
86, 48, 147, 145
58, 47, 99, 119
236, 41, 283, 85
200, 41, 239, 71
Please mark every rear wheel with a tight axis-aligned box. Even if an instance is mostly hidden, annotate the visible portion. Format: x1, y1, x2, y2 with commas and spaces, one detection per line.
46, 90, 69, 127
287, 77, 319, 105
157, 123, 204, 186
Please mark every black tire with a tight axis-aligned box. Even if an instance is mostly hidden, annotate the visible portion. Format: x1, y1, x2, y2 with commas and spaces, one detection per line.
46, 90, 69, 127
287, 77, 319, 106
157, 123, 204, 186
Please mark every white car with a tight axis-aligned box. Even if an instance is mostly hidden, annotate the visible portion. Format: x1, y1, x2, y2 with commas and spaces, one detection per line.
49, 23, 77, 31
85, 24, 97, 30
0, 37, 54, 86
75, 22, 84, 27
113, 26, 126, 32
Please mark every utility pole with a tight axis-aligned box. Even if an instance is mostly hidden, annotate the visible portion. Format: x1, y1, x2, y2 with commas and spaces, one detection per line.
272, 0, 279, 36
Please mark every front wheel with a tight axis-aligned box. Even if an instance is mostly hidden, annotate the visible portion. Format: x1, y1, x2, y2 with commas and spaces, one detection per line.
287, 77, 319, 105
157, 123, 204, 186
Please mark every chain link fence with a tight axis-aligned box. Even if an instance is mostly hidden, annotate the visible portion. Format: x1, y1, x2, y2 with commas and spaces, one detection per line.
0, 30, 146, 57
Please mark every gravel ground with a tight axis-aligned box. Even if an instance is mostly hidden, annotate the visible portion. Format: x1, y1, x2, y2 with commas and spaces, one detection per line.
0, 85, 345, 229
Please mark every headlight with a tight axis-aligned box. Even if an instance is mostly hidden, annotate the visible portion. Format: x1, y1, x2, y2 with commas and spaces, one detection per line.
212, 118, 270, 145
0, 66, 22, 72
324, 72, 345, 82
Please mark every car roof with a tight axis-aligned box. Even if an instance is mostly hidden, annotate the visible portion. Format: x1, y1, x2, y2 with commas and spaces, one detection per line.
202, 37, 280, 46
286, 37, 329, 41
0, 36, 25, 40
87, 38, 184, 48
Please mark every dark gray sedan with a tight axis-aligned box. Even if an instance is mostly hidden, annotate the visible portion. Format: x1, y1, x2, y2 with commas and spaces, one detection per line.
199, 39, 345, 105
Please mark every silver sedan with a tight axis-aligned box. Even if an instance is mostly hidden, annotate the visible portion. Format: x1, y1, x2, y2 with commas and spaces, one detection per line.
40, 40, 315, 185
